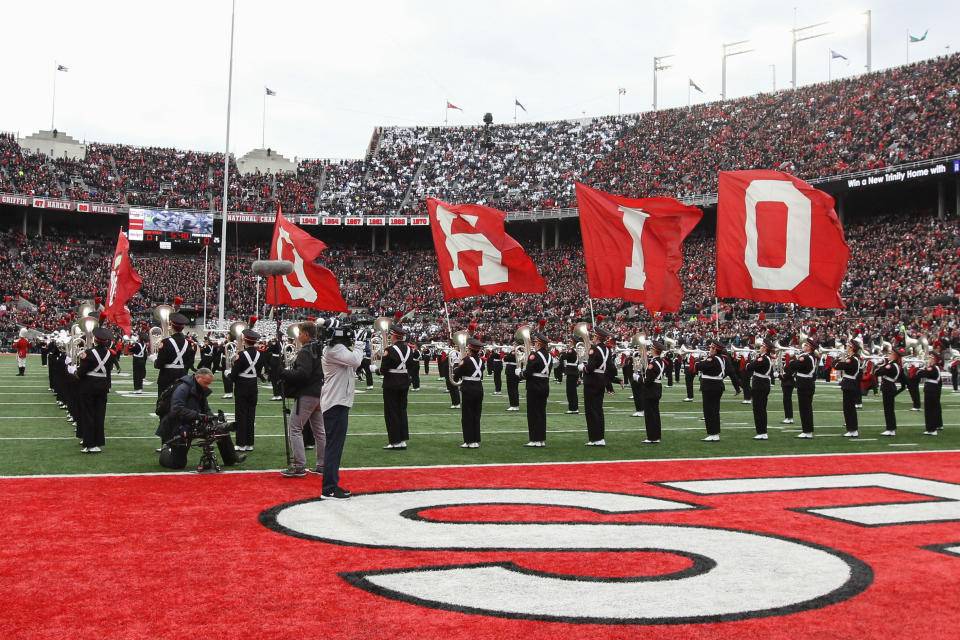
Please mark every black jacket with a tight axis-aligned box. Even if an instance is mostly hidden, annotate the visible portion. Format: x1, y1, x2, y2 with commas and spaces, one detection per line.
281, 341, 324, 398
157, 374, 212, 441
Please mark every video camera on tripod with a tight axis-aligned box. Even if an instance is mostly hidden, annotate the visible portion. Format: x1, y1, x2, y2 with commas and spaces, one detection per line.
159, 410, 238, 472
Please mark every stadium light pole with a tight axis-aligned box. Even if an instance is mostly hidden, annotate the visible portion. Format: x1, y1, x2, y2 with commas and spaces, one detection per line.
653, 54, 674, 110
721, 40, 754, 100
218, 0, 236, 328
792, 21, 831, 89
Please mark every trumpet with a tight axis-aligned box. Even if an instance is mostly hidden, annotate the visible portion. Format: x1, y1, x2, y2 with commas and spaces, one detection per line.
447, 330, 471, 387
224, 320, 248, 369
149, 304, 174, 355
283, 324, 301, 367
572, 322, 591, 364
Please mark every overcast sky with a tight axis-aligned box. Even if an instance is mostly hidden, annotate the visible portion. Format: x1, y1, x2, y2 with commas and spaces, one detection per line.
1, 1, 954, 161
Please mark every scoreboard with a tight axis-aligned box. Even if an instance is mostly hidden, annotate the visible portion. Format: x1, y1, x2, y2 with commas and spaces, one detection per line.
128, 208, 218, 245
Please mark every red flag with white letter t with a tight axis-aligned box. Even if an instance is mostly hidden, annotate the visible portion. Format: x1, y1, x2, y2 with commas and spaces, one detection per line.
267, 206, 348, 312
716, 170, 849, 309
426, 198, 546, 301
574, 183, 702, 312
102, 230, 142, 335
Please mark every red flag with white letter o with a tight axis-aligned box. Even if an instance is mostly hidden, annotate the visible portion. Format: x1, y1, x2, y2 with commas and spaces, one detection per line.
267, 206, 348, 312
717, 170, 849, 309
427, 199, 546, 301
574, 183, 702, 312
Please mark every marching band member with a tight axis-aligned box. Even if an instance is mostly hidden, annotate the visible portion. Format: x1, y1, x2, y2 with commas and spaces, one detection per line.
488, 346, 503, 395
408, 340, 422, 392
905, 358, 923, 412
780, 347, 796, 425
380, 327, 412, 450
583, 326, 612, 446
661, 348, 674, 388
695, 340, 727, 442
562, 340, 580, 414
453, 338, 486, 448
683, 346, 697, 402
266, 336, 284, 400
786, 338, 818, 438
74, 327, 120, 454
746, 338, 776, 440
444, 337, 462, 409
504, 341, 521, 411
151, 312, 195, 398
639, 340, 666, 443
915, 351, 944, 435
198, 335, 215, 370
520, 331, 553, 447
877, 348, 906, 436
228, 329, 266, 451
623, 349, 643, 418
131, 332, 148, 394
832, 341, 863, 437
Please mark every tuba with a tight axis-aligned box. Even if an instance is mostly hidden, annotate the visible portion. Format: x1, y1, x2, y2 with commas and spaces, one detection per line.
513, 325, 533, 368
283, 324, 301, 367
149, 304, 174, 355
67, 323, 86, 363
447, 330, 471, 387
372, 316, 392, 359
573, 322, 592, 363
631, 333, 649, 370
224, 320, 248, 369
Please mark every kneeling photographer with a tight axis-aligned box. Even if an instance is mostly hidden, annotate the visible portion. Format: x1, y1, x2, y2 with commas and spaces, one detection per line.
157, 368, 247, 470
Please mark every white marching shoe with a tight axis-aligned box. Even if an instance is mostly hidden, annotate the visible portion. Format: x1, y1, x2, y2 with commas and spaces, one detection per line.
701, 434, 720, 442
585, 439, 606, 446
879, 430, 896, 436
752, 433, 768, 440
682, 397, 694, 402
843, 431, 859, 437
781, 418, 794, 424
523, 441, 546, 447
795, 432, 813, 439
741, 400, 752, 404
642, 439, 660, 444
631, 411, 644, 417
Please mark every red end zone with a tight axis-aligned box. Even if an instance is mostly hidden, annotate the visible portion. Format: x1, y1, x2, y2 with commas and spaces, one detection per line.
2, 452, 959, 640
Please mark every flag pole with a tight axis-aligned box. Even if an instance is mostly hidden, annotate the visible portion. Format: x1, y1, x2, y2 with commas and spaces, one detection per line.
715, 296, 720, 334
261, 89, 266, 148
202, 244, 209, 330
514, 101, 517, 123
588, 297, 596, 326
444, 99, 448, 125
217, 0, 236, 329
443, 301, 453, 337
51, 63, 57, 130
254, 247, 261, 315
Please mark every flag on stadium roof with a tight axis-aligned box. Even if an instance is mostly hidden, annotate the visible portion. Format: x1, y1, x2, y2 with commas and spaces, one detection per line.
514, 99, 526, 112
689, 78, 703, 93
618, 87, 627, 95
716, 170, 849, 309
575, 183, 702, 313
446, 101, 463, 111
830, 49, 848, 61
265, 87, 277, 96
909, 30, 928, 43
56, 64, 69, 72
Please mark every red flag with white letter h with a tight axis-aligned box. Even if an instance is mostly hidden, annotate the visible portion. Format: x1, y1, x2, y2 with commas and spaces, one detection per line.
574, 183, 702, 312
267, 206, 348, 312
103, 230, 142, 335
716, 170, 849, 309
426, 198, 546, 301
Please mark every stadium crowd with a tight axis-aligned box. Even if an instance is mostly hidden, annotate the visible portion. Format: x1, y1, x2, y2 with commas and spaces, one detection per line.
2, 209, 957, 352
2, 54, 958, 216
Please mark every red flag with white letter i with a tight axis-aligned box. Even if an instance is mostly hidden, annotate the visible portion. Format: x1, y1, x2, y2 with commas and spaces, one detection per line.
716, 170, 849, 309
426, 199, 546, 301
574, 183, 702, 313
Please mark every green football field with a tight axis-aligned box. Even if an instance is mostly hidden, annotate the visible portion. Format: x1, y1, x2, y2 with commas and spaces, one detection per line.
1, 354, 957, 476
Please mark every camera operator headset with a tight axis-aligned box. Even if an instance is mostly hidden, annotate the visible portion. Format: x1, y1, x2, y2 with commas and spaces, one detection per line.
157, 368, 247, 470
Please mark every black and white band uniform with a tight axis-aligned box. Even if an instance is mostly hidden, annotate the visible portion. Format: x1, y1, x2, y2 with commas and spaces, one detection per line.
561, 344, 580, 414
151, 312, 196, 398
380, 327, 412, 449
503, 346, 521, 411
198, 338, 215, 370
831, 342, 863, 437
582, 327, 612, 446
876, 349, 907, 436
228, 329, 266, 451
785, 339, 818, 438
914, 352, 943, 435
637, 341, 666, 443
408, 342, 421, 391
488, 348, 503, 395
694, 340, 727, 441
520, 332, 553, 447
453, 338, 486, 448
74, 327, 120, 453
745, 339, 776, 439
131, 335, 148, 393
622, 352, 643, 418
